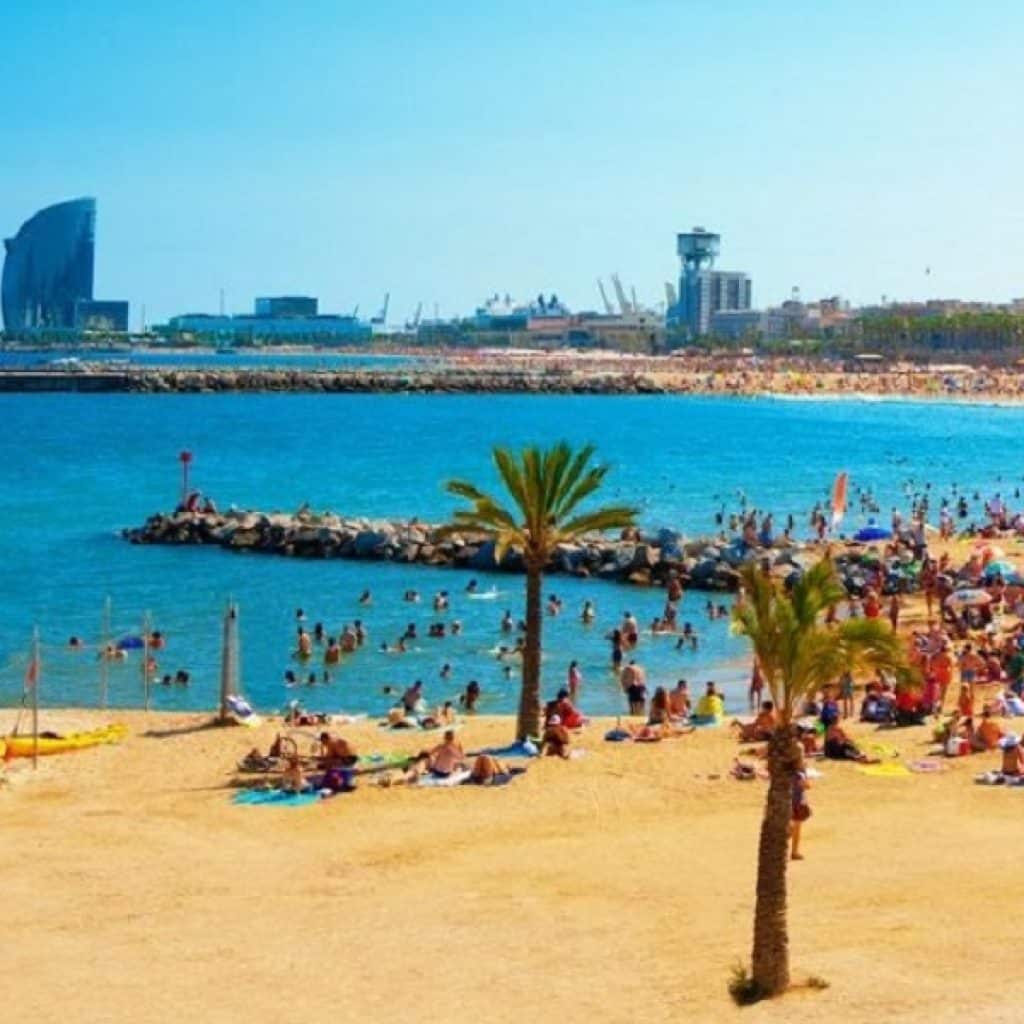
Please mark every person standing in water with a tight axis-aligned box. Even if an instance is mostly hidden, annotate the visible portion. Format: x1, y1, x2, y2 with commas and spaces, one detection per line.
567, 660, 582, 701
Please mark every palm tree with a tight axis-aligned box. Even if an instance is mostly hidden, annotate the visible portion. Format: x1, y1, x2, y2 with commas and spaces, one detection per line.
444, 443, 637, 741
732, 557, 910, 998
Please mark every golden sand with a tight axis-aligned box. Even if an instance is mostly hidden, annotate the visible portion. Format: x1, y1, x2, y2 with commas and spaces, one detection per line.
4, 705, 1024, 1024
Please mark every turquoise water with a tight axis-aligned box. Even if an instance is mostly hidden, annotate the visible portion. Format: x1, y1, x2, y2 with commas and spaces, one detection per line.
1, 392, 1019, 717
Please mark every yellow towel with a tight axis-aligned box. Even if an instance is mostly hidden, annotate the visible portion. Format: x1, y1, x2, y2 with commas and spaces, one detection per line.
857, 762, 911, 778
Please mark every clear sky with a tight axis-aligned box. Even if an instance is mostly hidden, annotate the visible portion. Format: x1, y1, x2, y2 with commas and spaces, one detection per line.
3, 0, 1022, 326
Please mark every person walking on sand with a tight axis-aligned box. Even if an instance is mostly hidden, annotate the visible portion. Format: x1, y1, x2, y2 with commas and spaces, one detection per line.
748, 657, 764, 712
791, 752, 811, 861
888, 593, 901, 631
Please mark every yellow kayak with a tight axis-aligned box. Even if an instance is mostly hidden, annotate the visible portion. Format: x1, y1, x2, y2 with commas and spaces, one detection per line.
4, 724, 128, 758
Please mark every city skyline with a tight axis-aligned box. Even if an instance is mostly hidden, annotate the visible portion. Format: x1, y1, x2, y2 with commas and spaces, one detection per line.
4, 0, 1023, 326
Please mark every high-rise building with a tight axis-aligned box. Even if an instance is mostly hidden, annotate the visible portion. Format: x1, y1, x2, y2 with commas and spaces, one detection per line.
673, 227, 752, 337
2, 198, 96, 330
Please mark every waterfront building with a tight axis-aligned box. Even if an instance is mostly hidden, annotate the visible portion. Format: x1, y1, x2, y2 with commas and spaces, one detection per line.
166, 294, 371, 342
2, 198, 96, 331
673, 228, 752, 337
254, 295, 318, 317
74, 299, 130, 332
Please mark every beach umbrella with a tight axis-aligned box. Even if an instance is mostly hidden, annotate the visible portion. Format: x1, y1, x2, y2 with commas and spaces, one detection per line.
945, 589, 993, 608
983, 560, 1017, 578
854, 525, 892, 542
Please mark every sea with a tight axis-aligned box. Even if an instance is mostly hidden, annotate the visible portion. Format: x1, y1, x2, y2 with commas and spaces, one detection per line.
1, 382, 1020, 718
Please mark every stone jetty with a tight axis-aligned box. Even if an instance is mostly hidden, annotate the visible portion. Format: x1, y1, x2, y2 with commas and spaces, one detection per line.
0, 367, 669, 395
122, 508, 904, 594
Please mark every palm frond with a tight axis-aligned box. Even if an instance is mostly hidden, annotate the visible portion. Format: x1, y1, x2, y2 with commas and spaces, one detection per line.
733, 556, 910, 721
557, 505, 638, 541
446, 479, 492, 503
492, 448, 528, 518
551, 443, 598, 516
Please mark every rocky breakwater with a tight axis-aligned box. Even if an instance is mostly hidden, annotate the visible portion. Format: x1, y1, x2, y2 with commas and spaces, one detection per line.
123, 509, 913, 594
122, 510, 794, 591
101, 367, 669, 395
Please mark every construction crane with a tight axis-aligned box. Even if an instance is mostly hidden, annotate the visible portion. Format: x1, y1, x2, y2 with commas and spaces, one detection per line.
371, 292, 390, 325
408, 302, 423, 330
664, 282, 678, 309
351, 304, 360, 318
596, 279, 614, 315
630, 286, 639, 314
611, 273, 631, 315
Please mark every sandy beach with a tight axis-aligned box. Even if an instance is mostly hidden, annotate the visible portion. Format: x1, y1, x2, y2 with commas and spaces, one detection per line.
4, 705, 1024, 1024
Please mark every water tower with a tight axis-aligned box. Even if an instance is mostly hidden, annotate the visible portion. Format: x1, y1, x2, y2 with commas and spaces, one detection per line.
675, 228, 720, 336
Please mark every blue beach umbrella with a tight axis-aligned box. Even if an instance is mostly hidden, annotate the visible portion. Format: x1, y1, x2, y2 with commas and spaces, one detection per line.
854, 525, 892, 543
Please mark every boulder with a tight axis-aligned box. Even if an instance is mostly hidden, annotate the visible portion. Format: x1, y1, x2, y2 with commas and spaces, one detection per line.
689, 559, 719, 585
629, 544, 659, 571
468, 540, 500, 570
353, 530, 390, 557
656, 528, 685, 559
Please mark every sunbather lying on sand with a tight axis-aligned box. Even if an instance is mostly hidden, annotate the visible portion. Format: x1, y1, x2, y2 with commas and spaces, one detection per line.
731, 701, 777, 742
824, 722, 879, 763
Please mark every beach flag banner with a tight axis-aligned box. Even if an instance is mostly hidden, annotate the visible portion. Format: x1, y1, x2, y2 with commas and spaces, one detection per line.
831, 471, 848, 528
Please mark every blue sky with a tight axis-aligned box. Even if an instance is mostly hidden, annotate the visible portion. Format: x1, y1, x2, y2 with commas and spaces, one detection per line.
3, 0, 1022, 326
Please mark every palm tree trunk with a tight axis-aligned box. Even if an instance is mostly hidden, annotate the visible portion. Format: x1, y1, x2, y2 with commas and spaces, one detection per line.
750, 728, 796, 996
517, 564, 543, 741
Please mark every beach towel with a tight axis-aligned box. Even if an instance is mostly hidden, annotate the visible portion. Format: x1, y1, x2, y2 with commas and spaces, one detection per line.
857, 762, 911, 778
416, 769, 472, 788
863, 741, 900, 760
474, 740, 539, 759
462, 767, 527, 788
357, 752, 410, 769
975, 771, 1024, 786
232, 789, 319, 807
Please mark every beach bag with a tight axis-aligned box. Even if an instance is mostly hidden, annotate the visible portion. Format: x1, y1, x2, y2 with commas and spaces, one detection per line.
793, 803, 812, 822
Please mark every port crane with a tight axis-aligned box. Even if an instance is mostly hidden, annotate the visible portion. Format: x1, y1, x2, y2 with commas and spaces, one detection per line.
610, 273, 632, 314
371, 292, 390, 326
596, 279, 614, 315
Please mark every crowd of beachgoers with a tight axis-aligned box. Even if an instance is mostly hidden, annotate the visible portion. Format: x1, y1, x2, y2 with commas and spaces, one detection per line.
205, 483, 1024, 865
16, 467, 1024, 874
